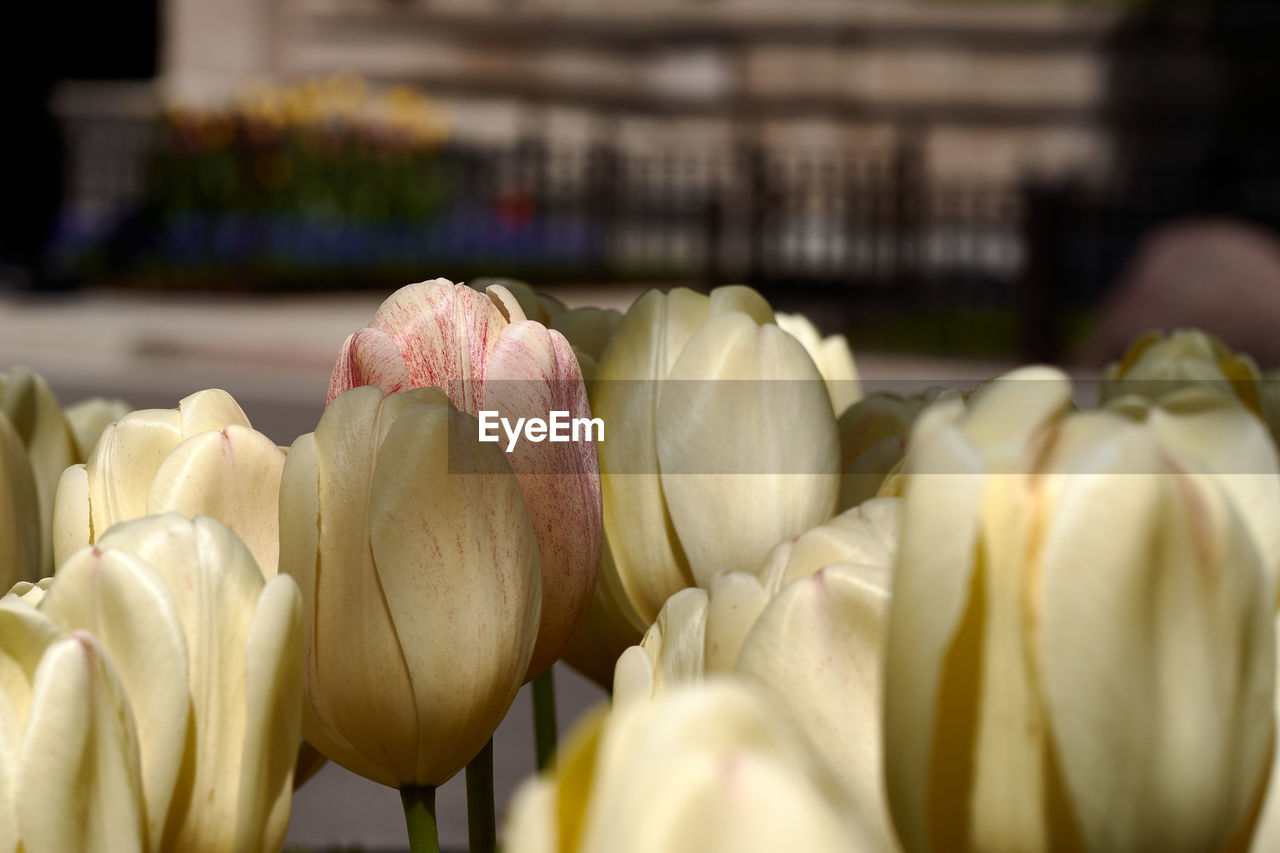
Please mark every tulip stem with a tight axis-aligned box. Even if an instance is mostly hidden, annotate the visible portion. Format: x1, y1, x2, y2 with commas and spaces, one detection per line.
400, 785, 440, 853
532, 667, 558, 770
466, 737, 496, 853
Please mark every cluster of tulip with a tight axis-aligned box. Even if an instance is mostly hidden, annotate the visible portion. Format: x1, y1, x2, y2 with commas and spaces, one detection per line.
3, 277, 1280, 853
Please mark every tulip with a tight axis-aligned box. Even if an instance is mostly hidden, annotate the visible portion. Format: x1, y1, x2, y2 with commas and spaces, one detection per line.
0, 592, 148, 852
836, 389, 961, 511
278, 385, 541, 788
0, 367, 79, 576
52, 388, 286, 577
0, 410, 39, 591
64, 396, 131, 458
550, 306, 623, 382
884, 366, 1277, 853
329, 278, 599, 679
505, 682, 860, 853
588, 285, 840, 636
1101, 328, 1263, 415
46, 513, 304, 852
775, 311, 862, 415
469, 277, 568, 326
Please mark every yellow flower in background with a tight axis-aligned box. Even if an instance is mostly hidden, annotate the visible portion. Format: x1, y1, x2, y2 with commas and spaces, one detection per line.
884, 367, 1277, 853
1102, 328, 1263, 413
279, 386, 541, 788
53, 389, 285, 577
506, 682, 861, 853
44, 513, 304, 852
0, 596, 148, 852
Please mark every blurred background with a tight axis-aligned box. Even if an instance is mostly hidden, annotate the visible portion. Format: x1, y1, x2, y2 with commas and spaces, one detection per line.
3, 0, 1280, 849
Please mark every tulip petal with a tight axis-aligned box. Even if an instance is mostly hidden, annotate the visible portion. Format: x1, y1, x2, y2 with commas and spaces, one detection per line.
1038, 423, 1275, 852
657, 314, 839, 585
368, 403, 541, 785
51, 463, 90, 569
736, 565, 896, 853
177, 388, 252, 435
483, 320, 602, 678
19, 632, 147, 853
234, 575, 304, 853
0, 414, 39, 591
641, 587, 709, 694
882, 396, 984, 853
703, 572, 769, 674
86, 408, 182, 537
147, 424, 287, 578
327, 327, 414, 405
0, 688, 16, 853
41, 547, 191, 851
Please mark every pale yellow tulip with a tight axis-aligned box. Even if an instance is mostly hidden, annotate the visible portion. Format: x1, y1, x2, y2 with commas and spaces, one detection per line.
53, 389, 285, 577
884, 366, 1276, 853
0, 594, 148, 853
0, 412, 39, 592
279, 386, 541, 787
64, 396, 131, 458
506, 682, 860, 853
48, 513, 304, 852
1102, 328, 1263, 414
589, 285, 840, 638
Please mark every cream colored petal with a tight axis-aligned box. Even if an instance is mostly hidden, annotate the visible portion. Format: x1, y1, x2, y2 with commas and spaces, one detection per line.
759, 506, 896, 595
64, 397, 131, 460
0, 687, 16, 853
1247, 618, 1280, 853
657, 314, 839, 585
775, 313, 861, 415
42, 547, 190, 850
4, 577, 53, 607
1038, 434, 1274, 852
51, 463, 91, 568
736, 565, 896, 853
882, 396, 984, 853
0, 599, 64, 732
86, 409, 182, 536
94, 514, 272, 850
593, 288, 709, 623
707, 284, 774, 325
560, 538, 646, 689
483, 282, 531, 324
303, 387, 438, 787
147, 425, 287, 578
177, 388, 252, 436
0, 414, 38, 590
611, 645, 655, 706
703, 571, 769, 674
483, 320, 601, 678
233, 575, 304, 853
640, 587, 709, 695
505, 775, 559, 853
368, 403, 540, 785
327, 327, 414, 405
19, 632, 147, 853
0, 368, 77, 577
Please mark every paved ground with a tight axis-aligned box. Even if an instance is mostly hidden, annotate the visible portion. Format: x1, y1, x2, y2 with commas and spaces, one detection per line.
0, 283, 1043, 850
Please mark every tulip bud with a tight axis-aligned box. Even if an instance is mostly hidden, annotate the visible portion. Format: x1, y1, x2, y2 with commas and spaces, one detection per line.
884, 366, 1276, 853
1102, 328, 1263, 414
280, 386, 541, 787
0, 596, 148, 852
47, 513, 305, 852
591, 285, 839, 632
329, 279, 600, 679
505, 682, 860, 853
52, 389, 286, 577
0, 367, 79, 576
775, 311, 862, 416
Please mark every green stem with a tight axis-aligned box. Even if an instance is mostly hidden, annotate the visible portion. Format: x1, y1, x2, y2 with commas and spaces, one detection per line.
466, 738, 496, 853
532, 667, 558, 771
400, 785, 440, 853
